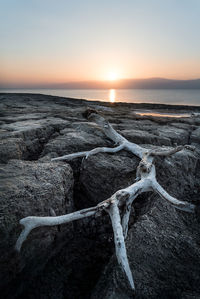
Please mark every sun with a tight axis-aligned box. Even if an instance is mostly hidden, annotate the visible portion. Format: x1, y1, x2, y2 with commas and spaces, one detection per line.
107, 72, 118, 81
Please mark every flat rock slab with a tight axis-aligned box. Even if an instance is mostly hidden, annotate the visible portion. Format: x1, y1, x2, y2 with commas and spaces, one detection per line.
42, 122, 111, 158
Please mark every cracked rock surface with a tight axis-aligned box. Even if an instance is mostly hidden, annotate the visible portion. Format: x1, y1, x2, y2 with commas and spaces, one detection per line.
0, 93, 200, 299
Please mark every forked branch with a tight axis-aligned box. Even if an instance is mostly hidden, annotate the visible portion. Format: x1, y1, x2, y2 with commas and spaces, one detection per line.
16, 110, 196, 292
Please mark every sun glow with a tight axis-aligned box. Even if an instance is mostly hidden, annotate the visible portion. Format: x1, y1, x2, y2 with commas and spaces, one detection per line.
109, 89, 116, 103
107, 72, 118, 81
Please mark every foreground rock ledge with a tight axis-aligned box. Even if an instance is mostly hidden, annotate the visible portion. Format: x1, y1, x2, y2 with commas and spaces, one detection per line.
0, 93, 200, 299
0, 159, 74, 295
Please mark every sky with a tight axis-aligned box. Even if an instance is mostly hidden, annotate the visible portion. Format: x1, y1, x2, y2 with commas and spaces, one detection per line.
0, 0, 200, 86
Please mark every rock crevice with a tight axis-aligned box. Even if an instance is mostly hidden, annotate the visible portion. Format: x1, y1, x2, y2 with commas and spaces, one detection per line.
0, 93, 200, 298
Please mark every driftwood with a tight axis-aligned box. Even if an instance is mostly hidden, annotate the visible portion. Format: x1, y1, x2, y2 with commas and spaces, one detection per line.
15, 110, 196, 292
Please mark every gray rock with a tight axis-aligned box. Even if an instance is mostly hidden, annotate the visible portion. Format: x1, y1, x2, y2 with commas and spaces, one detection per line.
191, 127, 200, 144
119, 129, 171, 146
0, 117, 70, 162
0, 93, 200, 299
91, 197, 200, 299
79, 152, 140, 206
91, 149, 200, 299
0, 137, 27, 163
151, 126, 189, 145
42, 122, 111, 157
79, 146, 198, 207
0, 159, 74, 292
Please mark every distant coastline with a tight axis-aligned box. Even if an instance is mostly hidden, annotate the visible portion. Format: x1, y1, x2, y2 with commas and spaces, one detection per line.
1, 78, 200, 90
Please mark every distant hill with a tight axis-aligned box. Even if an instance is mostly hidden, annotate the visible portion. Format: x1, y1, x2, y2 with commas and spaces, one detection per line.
117, 78, 200, 89
55, 78, 200, 89
1, 78, 200, 89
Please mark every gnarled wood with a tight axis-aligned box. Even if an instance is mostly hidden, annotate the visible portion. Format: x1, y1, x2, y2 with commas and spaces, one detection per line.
16, 110, 196, 292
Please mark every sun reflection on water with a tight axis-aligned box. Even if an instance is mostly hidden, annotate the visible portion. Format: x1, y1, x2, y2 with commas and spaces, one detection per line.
109, 89, 115, 103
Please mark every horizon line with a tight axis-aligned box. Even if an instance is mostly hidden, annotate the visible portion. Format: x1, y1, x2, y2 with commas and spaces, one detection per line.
1, 77, 200, 90
1, 76, 200, 85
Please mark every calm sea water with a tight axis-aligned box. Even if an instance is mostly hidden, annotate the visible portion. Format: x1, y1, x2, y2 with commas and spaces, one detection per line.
1, 89, 200, 106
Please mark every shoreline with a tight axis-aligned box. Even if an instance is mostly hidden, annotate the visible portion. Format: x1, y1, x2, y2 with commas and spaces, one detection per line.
1, 92, 200, 113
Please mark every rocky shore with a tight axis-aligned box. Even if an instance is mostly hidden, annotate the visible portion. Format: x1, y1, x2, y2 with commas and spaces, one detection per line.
0, 93, 200, 299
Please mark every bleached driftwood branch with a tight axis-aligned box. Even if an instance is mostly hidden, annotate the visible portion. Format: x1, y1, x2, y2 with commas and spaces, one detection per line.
16, 109, 196, 292
107, 200, 135, 290
52, 144, 125, 161
51, 111, 145, 161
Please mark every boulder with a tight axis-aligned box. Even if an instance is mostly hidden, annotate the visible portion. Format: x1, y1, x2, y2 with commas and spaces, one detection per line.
79, 152, 140, 207
0, 159, 74, 294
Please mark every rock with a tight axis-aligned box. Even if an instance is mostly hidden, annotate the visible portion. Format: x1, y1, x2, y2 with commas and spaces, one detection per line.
42, 121, 111, 158
170, 122, 192, 130
151, 126, 189, 145
78, 146, 199, 206
155, 148, 199, 197
0, 159, 74, 294
78, 152, 140, 207
91, 197, 200, 299
113, 121, 190, 146
91, 149, 200, 299
0, 137, 27, 163
119, 129, 171, 146
0, 118, 70, 161
0, 93, 200, 299
191, 127, 200, 144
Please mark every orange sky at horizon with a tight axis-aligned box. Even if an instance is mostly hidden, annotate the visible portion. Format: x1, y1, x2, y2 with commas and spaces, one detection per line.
1, 56, 200, 85
1, 1, 200, 86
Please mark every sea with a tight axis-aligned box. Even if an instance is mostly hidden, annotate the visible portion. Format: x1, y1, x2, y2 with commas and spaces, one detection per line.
1, 88, 200, 106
